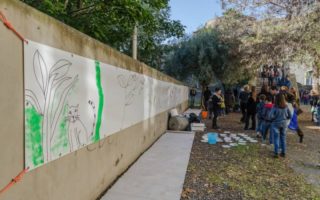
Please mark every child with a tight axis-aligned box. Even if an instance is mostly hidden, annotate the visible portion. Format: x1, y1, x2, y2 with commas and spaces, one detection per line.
269, 94, 292, 158
256, 94, 266, 138
261, 96, 273, 144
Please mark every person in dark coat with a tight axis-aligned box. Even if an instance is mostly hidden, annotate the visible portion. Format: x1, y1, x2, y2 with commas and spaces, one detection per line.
258, 85, 272, 100
189, 88, 197, 108
239, 85, 251, 123
244, 90, 257, 130
211, 88, 222, 129
203, 86, 212, 110
270, 86, 278, 104
224, 89, 235, 114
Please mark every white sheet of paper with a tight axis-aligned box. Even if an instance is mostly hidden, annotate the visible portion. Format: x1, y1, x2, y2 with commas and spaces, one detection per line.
24, 40, 188, 170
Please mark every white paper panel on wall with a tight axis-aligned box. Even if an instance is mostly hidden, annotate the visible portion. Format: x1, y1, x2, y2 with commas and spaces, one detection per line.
24, 40, 188, 170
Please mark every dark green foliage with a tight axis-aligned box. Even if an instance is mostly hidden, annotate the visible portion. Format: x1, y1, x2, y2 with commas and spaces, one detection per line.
164, 29, 249, 86
21, 0, 185, 68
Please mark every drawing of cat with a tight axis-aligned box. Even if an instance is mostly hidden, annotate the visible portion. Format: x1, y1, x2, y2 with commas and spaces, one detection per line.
66, 101, 96, 152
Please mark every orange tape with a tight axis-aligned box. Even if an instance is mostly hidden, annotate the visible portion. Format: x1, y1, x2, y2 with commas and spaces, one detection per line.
0, 11, 28, 43
0, 167, 29, 195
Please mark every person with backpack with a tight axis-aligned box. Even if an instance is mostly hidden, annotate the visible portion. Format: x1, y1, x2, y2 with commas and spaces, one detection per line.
239, 85, 251, 123
269, 94, 292, 158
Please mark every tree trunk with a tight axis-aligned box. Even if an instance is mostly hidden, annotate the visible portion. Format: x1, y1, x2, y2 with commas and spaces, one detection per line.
312, 64, 319, 93
64, 0, 69, 9
200, 83, 205, 110
77, 0, 83, 9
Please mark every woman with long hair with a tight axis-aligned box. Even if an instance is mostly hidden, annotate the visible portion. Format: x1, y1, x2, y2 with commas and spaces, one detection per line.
269, 94, 292, 158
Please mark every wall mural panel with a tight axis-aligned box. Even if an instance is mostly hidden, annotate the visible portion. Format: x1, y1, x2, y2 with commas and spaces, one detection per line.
24, 40, 188, 170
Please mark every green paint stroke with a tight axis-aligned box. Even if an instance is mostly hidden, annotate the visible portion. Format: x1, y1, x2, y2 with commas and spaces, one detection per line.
51, 105, 69, 156
94, 61, 104, 142
25, 106, 44, 167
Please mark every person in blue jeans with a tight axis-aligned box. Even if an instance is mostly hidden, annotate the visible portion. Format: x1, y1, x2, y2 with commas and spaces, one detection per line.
256, 94, 266, 137
261, 96, 274, 144
269, 94, 292, 158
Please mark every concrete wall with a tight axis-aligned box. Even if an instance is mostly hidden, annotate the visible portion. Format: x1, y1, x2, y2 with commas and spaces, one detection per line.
0, 1, 188, 199
289, 63, 312, 85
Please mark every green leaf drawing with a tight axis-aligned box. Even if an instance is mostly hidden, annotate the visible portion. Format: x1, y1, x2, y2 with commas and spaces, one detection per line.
25, 106, 44, 168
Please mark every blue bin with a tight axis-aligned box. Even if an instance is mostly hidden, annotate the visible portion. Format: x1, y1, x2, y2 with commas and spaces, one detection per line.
207, 133, 217, 144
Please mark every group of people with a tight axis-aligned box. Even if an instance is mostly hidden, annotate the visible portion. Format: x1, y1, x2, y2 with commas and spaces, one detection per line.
201, 83, 304, 157
300, 89, 312, 105
239, 84, 304, 158
261, 64, 291, 88
310, 90, 320, 125
299, 89, 320, 124
203, 86, 238, 129
199, 80, 320, 158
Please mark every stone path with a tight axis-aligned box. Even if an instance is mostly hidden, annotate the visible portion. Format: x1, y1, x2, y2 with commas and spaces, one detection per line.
101, 132, 195, 200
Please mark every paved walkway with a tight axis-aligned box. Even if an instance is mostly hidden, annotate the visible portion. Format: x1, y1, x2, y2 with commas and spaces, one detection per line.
101, 132, 195, 200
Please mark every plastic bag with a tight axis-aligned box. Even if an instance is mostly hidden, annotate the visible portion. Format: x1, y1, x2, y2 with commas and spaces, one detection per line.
288, 109, 298, 131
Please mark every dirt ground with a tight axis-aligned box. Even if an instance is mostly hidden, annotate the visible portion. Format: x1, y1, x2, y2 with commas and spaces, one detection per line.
181, 106, 320, 200
287, 105, 320, 193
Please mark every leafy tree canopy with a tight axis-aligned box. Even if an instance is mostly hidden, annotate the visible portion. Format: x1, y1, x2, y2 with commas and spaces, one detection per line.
164, 27, 252, 87
22, 0, 185, 68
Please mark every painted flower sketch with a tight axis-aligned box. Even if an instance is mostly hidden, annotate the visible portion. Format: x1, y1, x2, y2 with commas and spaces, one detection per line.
117, 74, 145, 129
25, 50, 79, 167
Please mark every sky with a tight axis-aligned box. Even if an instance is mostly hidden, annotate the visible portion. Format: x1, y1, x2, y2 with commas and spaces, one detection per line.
169, 0, 223, 34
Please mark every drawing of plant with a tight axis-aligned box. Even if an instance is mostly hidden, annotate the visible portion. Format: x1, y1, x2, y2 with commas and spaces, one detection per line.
117, 74, 144, 128
117, 74, 144, 106
25, 50, 78, 162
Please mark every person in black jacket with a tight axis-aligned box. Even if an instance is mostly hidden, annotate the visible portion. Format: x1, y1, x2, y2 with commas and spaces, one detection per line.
224, 89, 235, 114
239, 85, 251, 123
189, 88, 197, 108
258, 85, 272, 100
270, 86, 278, 104
244, 90, 257, 130
212, 88, 222, 129
203, 86, 212, 110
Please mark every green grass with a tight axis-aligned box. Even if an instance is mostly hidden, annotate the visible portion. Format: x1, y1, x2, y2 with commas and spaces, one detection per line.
207, 144, 320, 200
